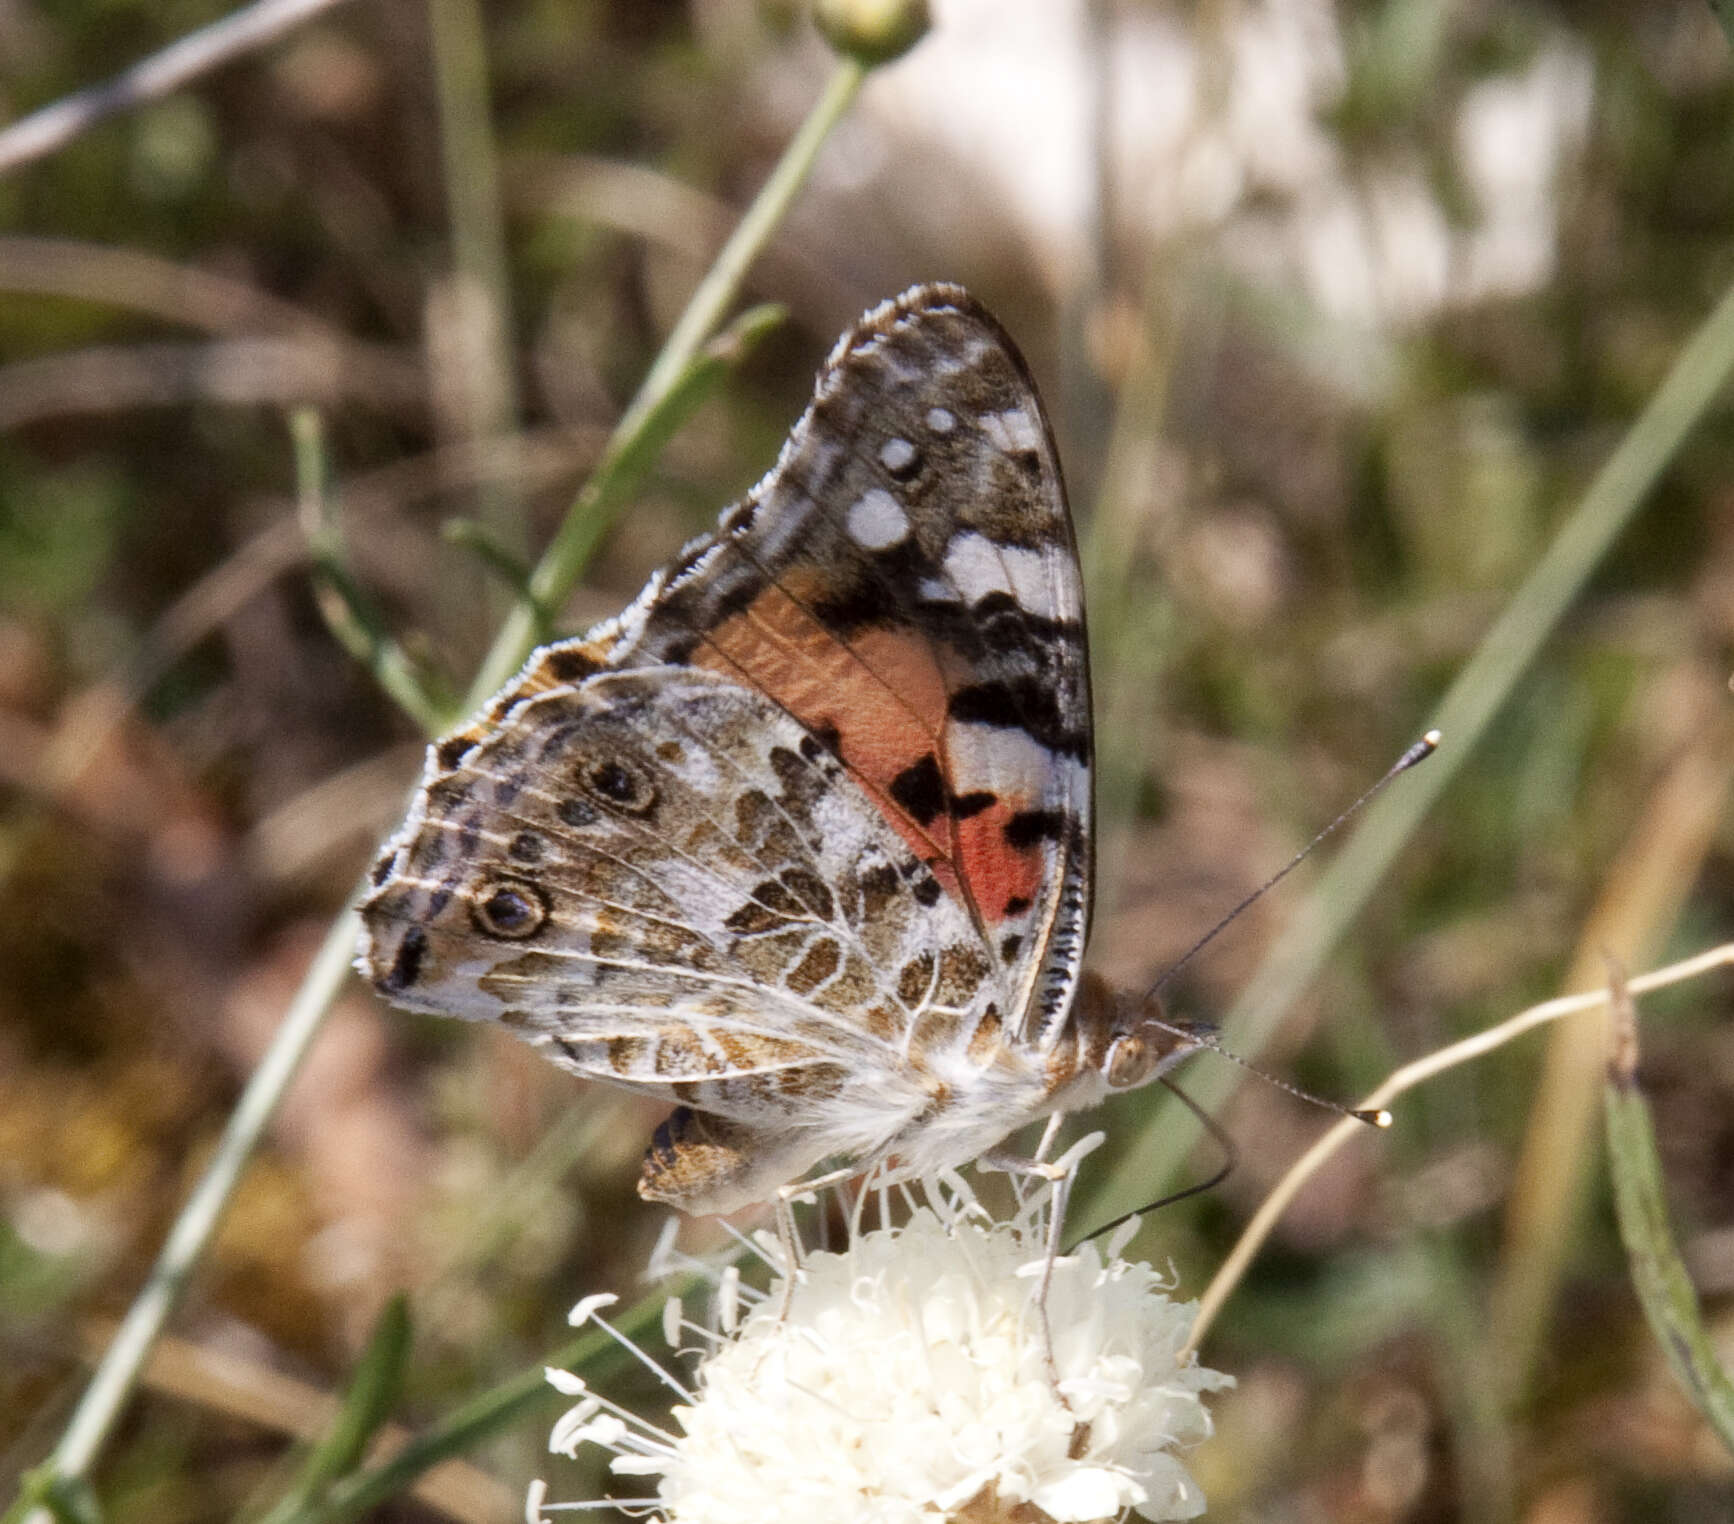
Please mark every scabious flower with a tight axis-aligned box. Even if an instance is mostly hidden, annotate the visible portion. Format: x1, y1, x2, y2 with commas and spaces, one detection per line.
533, 1140, 1231, 1524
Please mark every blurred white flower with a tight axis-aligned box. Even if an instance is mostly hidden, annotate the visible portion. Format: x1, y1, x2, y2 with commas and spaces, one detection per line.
534, 1148, 1231, 1524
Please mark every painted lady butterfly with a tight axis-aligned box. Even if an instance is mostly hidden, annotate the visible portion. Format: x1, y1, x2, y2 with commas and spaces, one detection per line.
358, 284, 1198, 1214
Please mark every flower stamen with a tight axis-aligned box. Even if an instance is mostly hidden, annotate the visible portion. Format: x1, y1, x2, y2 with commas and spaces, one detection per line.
539, 1164, 1231, 1523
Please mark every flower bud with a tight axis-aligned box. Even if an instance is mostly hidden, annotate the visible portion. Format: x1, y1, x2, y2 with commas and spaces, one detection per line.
813, 0, 931, 67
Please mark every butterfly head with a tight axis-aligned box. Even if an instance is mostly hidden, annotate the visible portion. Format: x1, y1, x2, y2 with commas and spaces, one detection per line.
1071, 973, 1205, 1097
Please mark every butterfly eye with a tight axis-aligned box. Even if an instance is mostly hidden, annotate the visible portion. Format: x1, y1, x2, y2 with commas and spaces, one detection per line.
583, 754, 658, 814
471, 878, 550, 940
1104, 1032, 1154, 1090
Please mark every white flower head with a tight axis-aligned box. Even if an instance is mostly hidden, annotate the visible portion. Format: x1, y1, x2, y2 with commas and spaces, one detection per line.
537, 1163, 1231, 1524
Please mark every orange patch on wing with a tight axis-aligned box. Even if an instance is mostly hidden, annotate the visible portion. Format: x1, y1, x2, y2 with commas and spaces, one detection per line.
956, 797, 1046, 926
693, 584, 965, 891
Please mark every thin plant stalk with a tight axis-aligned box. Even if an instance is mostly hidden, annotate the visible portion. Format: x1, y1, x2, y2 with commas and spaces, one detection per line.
0, 0, 355, 176
1087, 270, 1734, 1222
465, 55, 868, 705
37, 904, 365, 1493
426, 0, 525, 567
11, 55, 867, 1511
293, 408, 452, 733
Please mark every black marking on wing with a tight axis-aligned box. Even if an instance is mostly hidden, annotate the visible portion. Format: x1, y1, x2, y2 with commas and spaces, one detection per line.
949, 679, 1088, 759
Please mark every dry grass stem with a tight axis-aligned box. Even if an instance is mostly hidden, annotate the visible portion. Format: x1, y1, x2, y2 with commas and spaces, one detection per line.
1184, 940, 1734, 1356
0, 0, 355, 175
1491, 712, 1734, 1396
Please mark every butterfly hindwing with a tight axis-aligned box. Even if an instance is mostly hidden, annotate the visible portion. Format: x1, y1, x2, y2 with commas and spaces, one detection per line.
360, 665, 1000, 1121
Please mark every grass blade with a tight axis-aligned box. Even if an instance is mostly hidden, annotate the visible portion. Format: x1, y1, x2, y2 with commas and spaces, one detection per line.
255, 1295, 413, 1524
1603, 962, 1734, 1456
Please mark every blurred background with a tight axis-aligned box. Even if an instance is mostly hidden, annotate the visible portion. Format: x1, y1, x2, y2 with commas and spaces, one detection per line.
2, 0, 1733, 1519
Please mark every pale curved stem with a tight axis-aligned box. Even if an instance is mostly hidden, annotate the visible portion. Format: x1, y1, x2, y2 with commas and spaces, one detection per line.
1183, 940, 1734, 1358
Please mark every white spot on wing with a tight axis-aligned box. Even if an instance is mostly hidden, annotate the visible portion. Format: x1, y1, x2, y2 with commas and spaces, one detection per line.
878, 436, 918, 475
847, 488, 911, 551
926, 406, 957, 434
946, 720, 1086, 805
942, 532, 1061, 617
980, 408, 1041, 456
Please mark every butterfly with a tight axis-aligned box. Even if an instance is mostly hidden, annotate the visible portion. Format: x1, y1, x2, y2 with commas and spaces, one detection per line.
357, 284, 1199, 1215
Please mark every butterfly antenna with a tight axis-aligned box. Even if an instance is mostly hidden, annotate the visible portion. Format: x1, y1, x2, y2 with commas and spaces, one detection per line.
1165, 1020, 1392, 1129
1068, 733, 1437, 1252
1144, 729, 1440, 1004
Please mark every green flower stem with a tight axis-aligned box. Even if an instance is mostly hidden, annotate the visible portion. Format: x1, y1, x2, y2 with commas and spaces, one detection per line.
427, 0, 525, 558
464, 55, 867, 706
1086, 270, 1734, 1226
256, 1295, 412, 1524
293, 409, 452, 735
15, 57, 865, 1512
42, 902, 364, 1489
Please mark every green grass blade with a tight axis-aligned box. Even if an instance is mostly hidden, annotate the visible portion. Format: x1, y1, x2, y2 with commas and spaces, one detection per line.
267, 1279, 685, 1524
1604, 971, 1734, 1456
255, 1295, 413, 1524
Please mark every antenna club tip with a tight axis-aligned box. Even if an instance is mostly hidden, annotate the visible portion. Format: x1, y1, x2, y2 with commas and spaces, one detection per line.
1392, 732, 1441, 775
1353, 1108, 1394, 1129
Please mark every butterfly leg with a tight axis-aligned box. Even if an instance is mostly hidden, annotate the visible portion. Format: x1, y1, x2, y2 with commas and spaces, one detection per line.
982, 1128, 1070, 1207
1032, 1156, 1083, 1400
768, 1162, 866, 1319
982, 1154, 1070, 1397
1020, 1112, 1070, 1201
979, 1134, 1099, 1403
